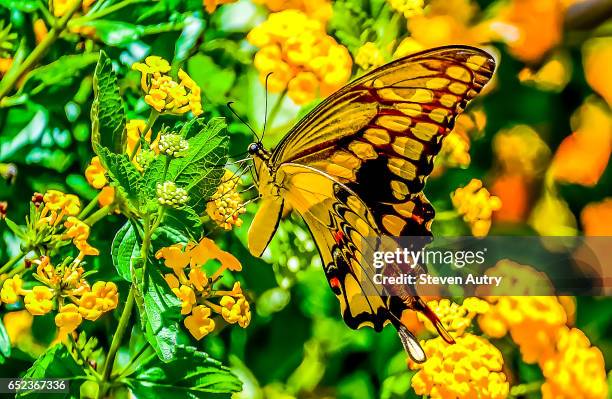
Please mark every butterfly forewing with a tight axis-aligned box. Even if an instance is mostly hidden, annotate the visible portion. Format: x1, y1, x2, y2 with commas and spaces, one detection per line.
271, 46, 495, 237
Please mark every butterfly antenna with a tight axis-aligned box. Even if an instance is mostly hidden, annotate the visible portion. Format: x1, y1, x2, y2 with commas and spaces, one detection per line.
261, 72, 273, 141
227, 101, 261, 142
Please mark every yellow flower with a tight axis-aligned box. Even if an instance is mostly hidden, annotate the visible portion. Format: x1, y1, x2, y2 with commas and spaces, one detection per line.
206, 170, 246, 230
478, 295, 567, 363
518, 51, 572, 92
74, 239, 100, 257
184, 305, 216, 340
539, 327, 607, 399
355, 42, 385, 70
85, 156, 108, 189
492, 125, 551, 177
24, 286, 55, 316
203, 0, 237, 13
155, 244, 191, 271
78, 292, 103, 321
1, 275, 23, 304
419, 298, 489, 337
188, 268, 208, 292
132, 56, 171, 75
55, 304, 82, 334
252, 0, 332, 24
583, 37, 612, 107
387, 0, 424, 19
247, 10, 352, 105
132, 58, 203, 116
219, 295, 251, 328
43, 190, 66, 211
164, 273, 180, 289
98, 186, 115, 208
451, 179, 501, 237
91, 281, 119, 312
173, 285, 197, 315
409, 333, 509, 399
64, 217, 90, 243
62, 194, 81, 216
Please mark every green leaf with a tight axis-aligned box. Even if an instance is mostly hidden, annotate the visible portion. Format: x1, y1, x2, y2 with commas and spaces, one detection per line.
163, 206, 202, 239
166, 118, 227, 213
0, 317, 10, 364
19, 53, 99, 97
16, 344, 85, 398
97, 147, 142, 201
112, 221, 140, 281
0, 0, 38, 12
152, 225, 189, 250
3, 217, 26, 239
135, 266, 189, 362
142, 157, 166, 199
126, 345, 242, 398
91, 51, 127, 154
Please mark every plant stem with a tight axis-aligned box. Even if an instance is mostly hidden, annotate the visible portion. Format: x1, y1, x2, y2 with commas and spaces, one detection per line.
69, 0, 140, 26
97, 287, 135, 399
0, 0, 83, 100
115, 342, 150, 379
83, 205, 112, 225
0, 252, 24, 275
78, 192, 101, 220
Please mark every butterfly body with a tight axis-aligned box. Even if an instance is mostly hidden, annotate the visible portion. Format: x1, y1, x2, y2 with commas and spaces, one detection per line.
247, 46, 495, 362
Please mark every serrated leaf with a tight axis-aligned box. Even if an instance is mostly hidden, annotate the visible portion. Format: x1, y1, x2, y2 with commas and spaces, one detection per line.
163, 206, 202, 240
97, 147, 142, 201
166, 118, 227, 213
19, 53, 99, 97
126, 345, 242, 398
135, 266, 189, 362
91, 51, 127, 154
152, 225, 189, 250
142, 157, 167, 199
16, 344, 85, 398
112, 221, 140, 281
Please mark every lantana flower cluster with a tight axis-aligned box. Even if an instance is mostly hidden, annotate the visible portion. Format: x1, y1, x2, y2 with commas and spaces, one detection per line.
206, 169, 246, 230
252, 0, 333, 24
26, 190, 99, 256
451, 179, 502, 237
155, 238, 251, 340
132, 56, 203, 116
247, 10, 353, 104
408, 297, 509, 399
1, 190, 118, 336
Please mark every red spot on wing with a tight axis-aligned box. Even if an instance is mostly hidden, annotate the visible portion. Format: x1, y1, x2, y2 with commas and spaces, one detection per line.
329, 277, 341, 290
333, 230, 345, 244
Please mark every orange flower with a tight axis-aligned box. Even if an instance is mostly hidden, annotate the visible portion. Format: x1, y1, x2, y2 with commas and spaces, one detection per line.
583, 38, 612, 107
85, 156, 108, 189
155, 244, 191, 271
490, 174, 529, 223
488, 0, 563, 62
581, 198, 612, 236
203, 0, 236, 13
550, 99, 611, 186
184, 305, 216, 340
98, 186, 115, 207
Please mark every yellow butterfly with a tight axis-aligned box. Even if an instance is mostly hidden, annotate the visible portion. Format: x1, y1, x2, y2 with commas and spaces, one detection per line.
246, 45, 495, 362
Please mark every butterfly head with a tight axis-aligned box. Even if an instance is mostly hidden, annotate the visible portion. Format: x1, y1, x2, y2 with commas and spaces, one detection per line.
247, 142, 270, 161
